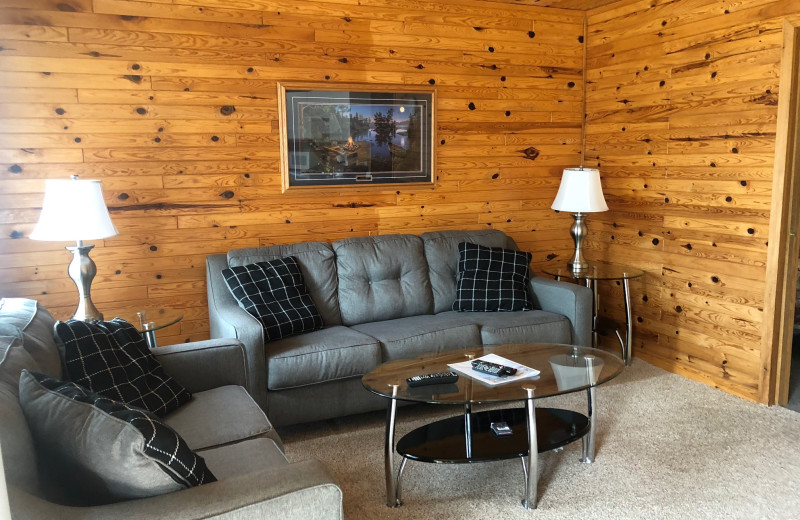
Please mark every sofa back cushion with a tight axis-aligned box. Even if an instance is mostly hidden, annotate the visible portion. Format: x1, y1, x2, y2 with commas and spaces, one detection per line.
421, 229, 515, 313
334, 234, 434, 325
228, 241, 341, 327
0, 298, 61, 495
0, 298, 63, 379
1, 336, 41, 495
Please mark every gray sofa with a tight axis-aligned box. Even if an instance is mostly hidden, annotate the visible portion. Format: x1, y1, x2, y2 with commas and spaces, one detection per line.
0, 298, 342, 520
207, 229, 593, 427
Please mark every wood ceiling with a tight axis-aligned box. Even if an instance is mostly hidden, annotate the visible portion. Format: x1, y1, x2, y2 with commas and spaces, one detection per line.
490, 0, 623, 10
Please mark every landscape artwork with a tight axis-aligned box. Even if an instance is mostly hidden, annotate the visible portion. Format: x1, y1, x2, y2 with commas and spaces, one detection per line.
280, 85, 434, 189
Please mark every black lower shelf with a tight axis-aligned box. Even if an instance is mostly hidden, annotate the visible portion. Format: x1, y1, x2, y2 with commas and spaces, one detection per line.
396, 407, 589, 463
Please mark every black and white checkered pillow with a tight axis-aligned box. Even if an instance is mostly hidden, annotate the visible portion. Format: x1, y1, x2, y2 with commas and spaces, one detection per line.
55, 318, 192, 417
222, 256, 324, 342
452, 242, 533, 312
19, 370, 215, 503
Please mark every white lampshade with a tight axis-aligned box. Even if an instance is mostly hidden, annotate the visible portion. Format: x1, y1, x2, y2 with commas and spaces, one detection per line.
30, 177, 118, 242
551, 167, 609, 213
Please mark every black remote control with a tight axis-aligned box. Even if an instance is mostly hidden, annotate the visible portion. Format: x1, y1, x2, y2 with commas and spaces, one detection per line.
406, 371, 459, 387
471, 360, 517, 377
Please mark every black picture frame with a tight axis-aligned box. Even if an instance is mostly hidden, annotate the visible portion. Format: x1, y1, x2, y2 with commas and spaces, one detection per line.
279, 83, 435, 190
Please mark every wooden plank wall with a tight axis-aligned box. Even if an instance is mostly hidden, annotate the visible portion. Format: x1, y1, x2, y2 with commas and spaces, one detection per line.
0, 0, 584, 345
585, 0, 800, 402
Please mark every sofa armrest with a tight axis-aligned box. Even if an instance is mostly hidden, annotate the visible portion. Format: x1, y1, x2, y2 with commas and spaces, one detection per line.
153, 339, 249, 394
206, 254, 268, 409
9, 459, 343, 520
529, 275, 592, 347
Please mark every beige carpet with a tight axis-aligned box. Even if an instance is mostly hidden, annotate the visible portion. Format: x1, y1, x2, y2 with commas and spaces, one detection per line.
281, 359, 800, 519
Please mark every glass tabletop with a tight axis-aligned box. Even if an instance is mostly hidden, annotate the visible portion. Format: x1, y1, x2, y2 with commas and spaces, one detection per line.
540, 261, 645, 281
362, 343, 624, 405
127, 308, 183, 333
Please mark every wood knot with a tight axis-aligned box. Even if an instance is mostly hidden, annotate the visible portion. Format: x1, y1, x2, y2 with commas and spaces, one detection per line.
518, 147, 540, 161
220, 105, 236, 116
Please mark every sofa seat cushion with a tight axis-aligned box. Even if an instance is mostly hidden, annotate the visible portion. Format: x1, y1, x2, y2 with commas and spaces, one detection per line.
437, 310, 572, 345
18, 370, 216, 506
351, 314, 482, 362
266, 326, 381, 390
164, 385, 281, 452
200, 438, 288, 480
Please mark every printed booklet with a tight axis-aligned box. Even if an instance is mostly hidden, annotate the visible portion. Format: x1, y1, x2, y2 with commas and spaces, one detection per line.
448, 353, 540, 386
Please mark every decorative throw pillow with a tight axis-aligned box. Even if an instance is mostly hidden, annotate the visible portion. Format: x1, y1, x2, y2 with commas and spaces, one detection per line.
452, 242, 533, 312
222, 256, 324, 342
55, 318, 191, 417
18, 370, 216, 505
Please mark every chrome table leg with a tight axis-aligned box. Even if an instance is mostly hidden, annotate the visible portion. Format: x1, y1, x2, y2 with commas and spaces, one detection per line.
580, 356, 597, 463
623, 277, 633, 365
588, 278, 599, 348
522, 386, 538, 510
395, 457, 408, 504
143, 328, 158, 349
384, 384, 401, 507
464, 402, 472, 459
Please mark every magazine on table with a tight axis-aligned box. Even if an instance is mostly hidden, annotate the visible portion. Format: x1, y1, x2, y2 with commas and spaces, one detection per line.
448, 353, 540, 386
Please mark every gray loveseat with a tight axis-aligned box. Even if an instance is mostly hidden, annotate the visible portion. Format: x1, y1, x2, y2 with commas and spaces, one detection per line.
0, 298, 342, 519
207, 229, 593, 427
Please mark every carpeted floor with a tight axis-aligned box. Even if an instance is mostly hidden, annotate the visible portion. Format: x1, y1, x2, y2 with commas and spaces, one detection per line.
281, 359, 800, 519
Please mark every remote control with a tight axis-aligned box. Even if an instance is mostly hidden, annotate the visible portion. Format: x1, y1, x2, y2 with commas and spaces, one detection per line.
406, 371, 459, 387
491, 421, 513, 437
471, 360, 517, 377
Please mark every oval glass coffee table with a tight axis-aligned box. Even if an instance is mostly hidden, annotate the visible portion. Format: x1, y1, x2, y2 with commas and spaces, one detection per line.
362, 343, 625, 510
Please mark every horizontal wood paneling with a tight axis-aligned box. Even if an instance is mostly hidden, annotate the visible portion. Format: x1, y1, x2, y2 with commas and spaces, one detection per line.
585, 0, 800, 402
5, 0, 795, 407
0, 0, 583, 341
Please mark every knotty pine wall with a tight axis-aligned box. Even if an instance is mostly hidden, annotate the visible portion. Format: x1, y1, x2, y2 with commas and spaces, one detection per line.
0, 0, 584, 346
584, 0, 800, 402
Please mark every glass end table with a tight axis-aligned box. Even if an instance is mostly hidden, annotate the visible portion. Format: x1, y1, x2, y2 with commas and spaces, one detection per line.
132, 309, 183, 348
541, 261, 644, 365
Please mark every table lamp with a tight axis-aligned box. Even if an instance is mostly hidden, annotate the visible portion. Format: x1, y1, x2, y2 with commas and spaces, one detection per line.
30, 176, 118, 322
551, 167, 608, 272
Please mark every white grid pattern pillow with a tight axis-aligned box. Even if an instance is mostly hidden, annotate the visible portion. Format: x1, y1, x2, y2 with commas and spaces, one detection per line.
222, 256, 324, 342
452, 242, 533, 312
19, 370, 215, 505
55, 318, 192, 417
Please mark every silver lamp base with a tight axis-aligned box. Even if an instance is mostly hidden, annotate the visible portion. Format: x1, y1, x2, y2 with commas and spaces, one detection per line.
567, 212, 590, 272
66, 241, 103, 322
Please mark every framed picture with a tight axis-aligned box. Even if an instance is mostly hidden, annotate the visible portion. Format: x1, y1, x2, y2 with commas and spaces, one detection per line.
278, 83, 435, 191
